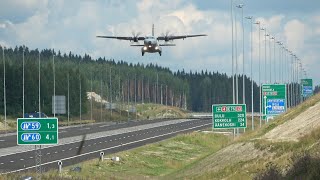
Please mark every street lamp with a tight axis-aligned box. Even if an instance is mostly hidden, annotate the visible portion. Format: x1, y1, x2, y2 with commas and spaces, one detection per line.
245, 16, 254, 130
2, 46, 6, 134
53, 54, 56, 117
270, 36, 275, 83
265, 33, 270, 84
236, 4, 245, 105
231, 0, 235, 104
254, 21, 262, 128
23, 46, 25, 117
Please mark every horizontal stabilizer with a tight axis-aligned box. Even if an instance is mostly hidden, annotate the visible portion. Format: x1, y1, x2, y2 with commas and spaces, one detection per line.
159, 44, 176, 46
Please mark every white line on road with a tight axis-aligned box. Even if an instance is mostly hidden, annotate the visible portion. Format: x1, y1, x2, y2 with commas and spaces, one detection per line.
0, 140, 5, 142
0, 122, 211, 175
10, 161, 14, 163
59, 131, 67, 133
20, 159, 24, 161
0, 163, 3, 165
69, 148, 72, 150
29, 157, 33, 159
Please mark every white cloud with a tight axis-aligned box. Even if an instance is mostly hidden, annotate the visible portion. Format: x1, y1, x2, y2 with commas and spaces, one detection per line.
0, 0, 320, 86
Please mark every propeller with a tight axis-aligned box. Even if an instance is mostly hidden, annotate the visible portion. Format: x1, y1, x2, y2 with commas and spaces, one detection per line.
131, 31, 141, 42
161, 30, 174, 42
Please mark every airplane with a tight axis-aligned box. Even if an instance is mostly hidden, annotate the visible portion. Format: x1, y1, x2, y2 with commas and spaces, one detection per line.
96, 24, 207, 56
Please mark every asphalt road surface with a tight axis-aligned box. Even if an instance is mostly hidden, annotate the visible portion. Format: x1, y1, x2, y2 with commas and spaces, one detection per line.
0, 118, 211, 174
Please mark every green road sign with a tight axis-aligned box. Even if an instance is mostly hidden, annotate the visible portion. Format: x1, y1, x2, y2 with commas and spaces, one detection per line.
301, 79, 313, 97
17, 118, 58, 145
262, 84, 287, 120
212, 104, 246, 129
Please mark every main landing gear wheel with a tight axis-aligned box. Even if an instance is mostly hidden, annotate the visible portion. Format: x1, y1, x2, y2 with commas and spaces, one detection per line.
142, 52, 144, 56
159, 52, 162, 56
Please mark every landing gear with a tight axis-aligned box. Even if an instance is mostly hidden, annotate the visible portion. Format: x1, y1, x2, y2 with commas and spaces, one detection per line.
142, 52, 144, 56
159, 52, 162, 56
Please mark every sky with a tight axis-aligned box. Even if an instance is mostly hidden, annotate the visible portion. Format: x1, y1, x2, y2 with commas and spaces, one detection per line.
0, 0, 320, 86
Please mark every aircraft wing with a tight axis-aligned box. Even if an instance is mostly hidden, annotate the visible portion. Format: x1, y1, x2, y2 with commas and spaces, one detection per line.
130, 45, 144, 46
157, 34, 207, 41
96, 36, 145, 41
159, 44, 176, 46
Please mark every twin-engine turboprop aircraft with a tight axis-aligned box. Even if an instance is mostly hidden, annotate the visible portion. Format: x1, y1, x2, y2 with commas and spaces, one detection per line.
96, 24, 207, 56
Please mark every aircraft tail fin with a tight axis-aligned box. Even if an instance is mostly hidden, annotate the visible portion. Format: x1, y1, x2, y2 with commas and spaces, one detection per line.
152, 24, 154, 36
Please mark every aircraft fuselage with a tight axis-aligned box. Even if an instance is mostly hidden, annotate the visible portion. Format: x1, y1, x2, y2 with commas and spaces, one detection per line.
141, 36, 162, 56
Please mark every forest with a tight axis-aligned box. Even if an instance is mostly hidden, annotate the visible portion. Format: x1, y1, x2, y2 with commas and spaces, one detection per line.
0, 45, 261, 118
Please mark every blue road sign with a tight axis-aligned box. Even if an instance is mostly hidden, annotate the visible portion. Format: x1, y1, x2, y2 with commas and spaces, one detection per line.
21, 133, 41, 142
267, 99, 285, 115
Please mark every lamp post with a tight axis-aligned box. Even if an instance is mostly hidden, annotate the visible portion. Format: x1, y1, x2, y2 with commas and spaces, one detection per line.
231, 0, 235, 105
254, 21, 262, 128
265, 33, 269, 84
271, 36, 275, 83
2, 46, 6, 133
237, 4, 245, 105
246, 16, 254, 130
23, 46, 25, 117
53, 54, 56, 117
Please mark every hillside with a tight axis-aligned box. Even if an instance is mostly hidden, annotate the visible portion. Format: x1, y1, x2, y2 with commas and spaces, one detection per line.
172, 93, 320, 179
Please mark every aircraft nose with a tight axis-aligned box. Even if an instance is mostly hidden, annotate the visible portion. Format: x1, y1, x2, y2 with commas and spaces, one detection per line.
148, 41, 152, 45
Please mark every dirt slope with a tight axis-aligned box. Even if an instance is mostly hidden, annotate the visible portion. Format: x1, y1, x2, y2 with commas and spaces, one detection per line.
263, 101, 320, 142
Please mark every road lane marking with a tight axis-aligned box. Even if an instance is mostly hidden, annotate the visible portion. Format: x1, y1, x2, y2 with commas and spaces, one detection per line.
47, 153, 50, 155
59, 131, 67, 133
0, 122, 210, 175
10, 161, 14, 163
0, 163, 3, 165
69, 148, 72, 150
20, 159, 24, 161
0, 140, 5, 142
29, 157, 33, 159
54, 152, 58, 154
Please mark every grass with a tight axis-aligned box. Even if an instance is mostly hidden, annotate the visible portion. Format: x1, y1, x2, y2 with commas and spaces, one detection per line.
2, 132, 230, 180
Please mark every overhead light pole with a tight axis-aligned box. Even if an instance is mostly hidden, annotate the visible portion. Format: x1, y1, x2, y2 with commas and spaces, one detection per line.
231, 0, 235, 105
246, 16, 254, 130
265, 33, 270, 84
237, 4, 245, 105
23, 46, 25, 117
53, 54, 56, 117
2, 46, 6, 133
271, 36, 275, 83
254, 21, 261, 128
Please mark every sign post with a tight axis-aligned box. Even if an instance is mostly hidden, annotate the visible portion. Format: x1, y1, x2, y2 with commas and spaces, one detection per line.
17, 118, 58, 145
301, 79, 313, 98
262, 84, 286, 120
212, 104, 246, 129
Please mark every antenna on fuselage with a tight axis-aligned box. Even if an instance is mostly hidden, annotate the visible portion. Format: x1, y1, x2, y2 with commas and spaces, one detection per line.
152, 24, 154, 36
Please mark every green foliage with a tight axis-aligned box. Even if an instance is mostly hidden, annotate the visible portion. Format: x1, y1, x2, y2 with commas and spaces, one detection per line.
0, 45, 261, 119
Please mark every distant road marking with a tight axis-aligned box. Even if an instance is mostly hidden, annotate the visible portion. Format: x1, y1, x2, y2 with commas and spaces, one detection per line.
88, 144, 91, 147
0, 140, 5, 142
76, 147, 79, 149
54, 152, 58, 154
0, 163, 3, 165
47, 153, 50, 155
82, 128, 90, 130
99, 125, 110, 128
20, 159, 24, 161
93, 143, 96, 145
69, 148, 72, 150
10, 161, 14, 163
0, 122, 211, 175
29, 157, 33, 159
62, 150, 65, 152
59, 131, 67, 133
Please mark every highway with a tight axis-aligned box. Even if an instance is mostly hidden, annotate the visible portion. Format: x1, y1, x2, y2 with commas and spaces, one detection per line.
0, 118, 195, 149
0, 118, 211, 174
